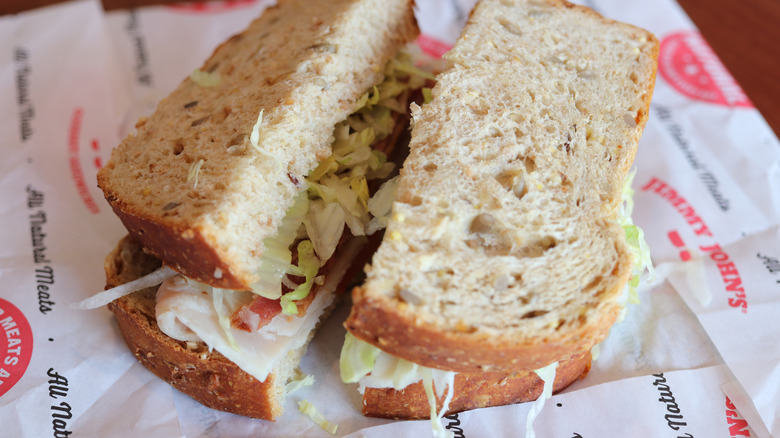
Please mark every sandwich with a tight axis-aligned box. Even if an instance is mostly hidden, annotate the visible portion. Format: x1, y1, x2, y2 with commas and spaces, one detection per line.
340, 0, 658, 429
79, 0, 425, 421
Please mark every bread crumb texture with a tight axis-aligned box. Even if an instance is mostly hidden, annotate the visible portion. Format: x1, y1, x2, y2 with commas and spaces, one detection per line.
362, 0, 657, 346
98, 0, 417, 286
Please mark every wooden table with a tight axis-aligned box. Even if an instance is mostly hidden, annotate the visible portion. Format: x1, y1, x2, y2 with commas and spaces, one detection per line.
2, 0, 779, 137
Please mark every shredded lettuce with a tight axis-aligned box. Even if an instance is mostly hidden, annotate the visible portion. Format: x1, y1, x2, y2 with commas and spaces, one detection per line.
303, 200, 346, 260
285, 374, 315, 395
250, 192, 309, 299
366, 176, 400, 235
359, 347, 422, 392
250, 51, 431, 311
422, 87, 433, 104
340, 334, 461, 397
307, 180, 338, 203
341, 334, 457, 437
190, 69, 220, 87
280, 240, 320, 315
249, 109, 264, 150
351, 176, 370, 210
317, 176, 370, 236
308, 157, 338, 182
340, 332, 381, 383
619, 169, 654, 304
422, 368, 456, 438
298, 400, 338, 435
187, 159, 204, 188
368, 149, 387, 171
389, 55, 436, 82
304, 49, 432, 245
591, 343, 601, 362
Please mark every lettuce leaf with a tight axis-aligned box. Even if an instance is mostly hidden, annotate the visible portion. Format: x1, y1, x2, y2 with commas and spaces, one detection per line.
619, 169, 654, 304
250, 192, 309, 299
280, 240, 320, 315
340, 332, 381, 383
190, 69, 220, 87
298, 400, 338, 435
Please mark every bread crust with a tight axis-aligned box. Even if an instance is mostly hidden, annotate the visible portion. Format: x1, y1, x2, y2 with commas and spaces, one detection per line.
362, 351, 591, 419
346, 287, 618, 373
105, 203, 247, 289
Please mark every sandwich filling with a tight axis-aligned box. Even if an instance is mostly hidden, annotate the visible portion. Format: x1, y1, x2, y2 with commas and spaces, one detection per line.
341, 331, 457, 437
152, 52, 430, 383
79, 52, 432, 384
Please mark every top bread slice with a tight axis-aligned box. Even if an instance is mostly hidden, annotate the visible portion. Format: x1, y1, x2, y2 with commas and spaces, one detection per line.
98, 0, 418, 290
345, 0, 658, 373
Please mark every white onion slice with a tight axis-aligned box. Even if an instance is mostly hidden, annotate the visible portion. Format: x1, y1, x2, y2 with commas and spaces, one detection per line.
70, 266, 175, 310
526, 361, 558, 438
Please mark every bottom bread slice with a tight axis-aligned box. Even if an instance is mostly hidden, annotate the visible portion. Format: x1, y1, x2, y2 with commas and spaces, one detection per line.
105, 235, 327, 420
361, 351, 591, 419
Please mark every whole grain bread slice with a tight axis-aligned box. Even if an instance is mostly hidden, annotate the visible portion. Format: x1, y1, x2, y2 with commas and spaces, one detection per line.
105, 236, 301, 419
346, 0, 658, 373
98, 0, 418, 290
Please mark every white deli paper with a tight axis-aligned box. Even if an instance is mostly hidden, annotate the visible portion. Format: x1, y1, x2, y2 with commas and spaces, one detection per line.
1, 0, 778, 437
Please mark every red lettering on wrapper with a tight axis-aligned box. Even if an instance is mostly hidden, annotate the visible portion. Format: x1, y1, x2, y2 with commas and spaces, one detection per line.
0, 298, 34, 398
640, 177, 713, 237
667, 230, 691, 261
659, 31, 752, 108
92, 139, 103, 169
699, 244, 748, 313
725, 397, 751, 437
644, 177, 749, 314
67, 108, 100, 214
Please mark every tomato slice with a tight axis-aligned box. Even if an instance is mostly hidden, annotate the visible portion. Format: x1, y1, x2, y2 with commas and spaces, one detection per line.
231, 276, 318, 332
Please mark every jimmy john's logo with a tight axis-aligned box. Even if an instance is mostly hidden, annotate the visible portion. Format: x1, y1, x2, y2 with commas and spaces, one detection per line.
0, 298, 34, 398
166, 0, 258, 13
659, 31, 751, 108
699, 243, 748, 313
724, 396, 751, 437
644, 177, 749, 313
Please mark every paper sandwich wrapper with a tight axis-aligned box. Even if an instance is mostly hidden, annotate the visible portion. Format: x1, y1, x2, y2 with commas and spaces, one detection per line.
0, 0, 777, 436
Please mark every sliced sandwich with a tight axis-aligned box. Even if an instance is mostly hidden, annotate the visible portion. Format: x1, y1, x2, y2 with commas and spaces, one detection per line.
341, 0, 658, 426
82, 0, 424, 420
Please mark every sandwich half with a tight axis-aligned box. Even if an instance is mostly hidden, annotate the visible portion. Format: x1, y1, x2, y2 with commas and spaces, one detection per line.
89, 0, 423, 420
341, 0, 658, 423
